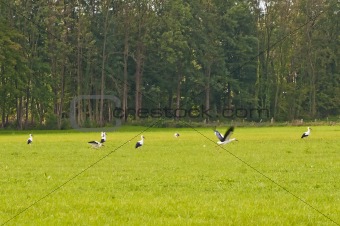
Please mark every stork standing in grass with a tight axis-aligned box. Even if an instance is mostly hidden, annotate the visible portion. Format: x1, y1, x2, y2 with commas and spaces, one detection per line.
135, 135, 145, 148
301, 127, 312, 138
27, 134, 33, 145
101, 132, 106, 143
214, 126, 238, 145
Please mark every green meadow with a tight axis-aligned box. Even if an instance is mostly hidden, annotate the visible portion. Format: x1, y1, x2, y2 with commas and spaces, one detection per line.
0, 126, 339, 225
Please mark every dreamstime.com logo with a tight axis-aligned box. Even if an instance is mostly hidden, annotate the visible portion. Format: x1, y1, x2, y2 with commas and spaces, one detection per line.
70, 95, 122, 132
70, 95, 269, 131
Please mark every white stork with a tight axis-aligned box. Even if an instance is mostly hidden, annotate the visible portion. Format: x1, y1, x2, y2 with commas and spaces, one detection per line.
214, 126, 238, 145
27, 134, 33, 145
135, 135, 145, 148
174, 133, 180, 138
101, 132, 107, 143
301, 127, 312, 138
88, 132, 105, 148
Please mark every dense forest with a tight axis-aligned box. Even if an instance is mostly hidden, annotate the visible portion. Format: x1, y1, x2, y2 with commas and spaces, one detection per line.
0, 0, 339, 129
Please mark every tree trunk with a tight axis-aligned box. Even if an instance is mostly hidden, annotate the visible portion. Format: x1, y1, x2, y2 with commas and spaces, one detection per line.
227, 82, 232, 109
25, 80, 30, 128
175, 73, 181, 119
77, 13, 83, 126
135, 41, 144, 119
16, 96, 23, 129
307, 37, 316, 117
123, 30, 129, 121
205, 65, 211, 113
57, 64, 65, 129
100, 6, 110, 126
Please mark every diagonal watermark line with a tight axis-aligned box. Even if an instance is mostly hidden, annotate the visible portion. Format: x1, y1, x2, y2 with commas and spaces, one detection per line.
1, 119, 162, 226
187, 124, 339, 226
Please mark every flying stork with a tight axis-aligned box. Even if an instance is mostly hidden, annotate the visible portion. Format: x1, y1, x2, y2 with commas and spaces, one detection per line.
88, 140, 104, 148
214, 126, 238, 145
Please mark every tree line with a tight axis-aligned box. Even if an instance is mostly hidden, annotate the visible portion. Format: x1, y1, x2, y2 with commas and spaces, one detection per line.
0, 0, 339, 129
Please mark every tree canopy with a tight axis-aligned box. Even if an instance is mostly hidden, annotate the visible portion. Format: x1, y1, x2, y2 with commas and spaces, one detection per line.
0, 0, 339, 129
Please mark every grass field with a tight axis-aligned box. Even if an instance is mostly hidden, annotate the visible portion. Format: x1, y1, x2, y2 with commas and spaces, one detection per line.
1, 126, 339, 225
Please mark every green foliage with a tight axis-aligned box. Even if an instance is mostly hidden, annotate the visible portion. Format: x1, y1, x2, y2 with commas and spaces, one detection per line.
0, 0, 339, 129
43, 113, 58, 130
